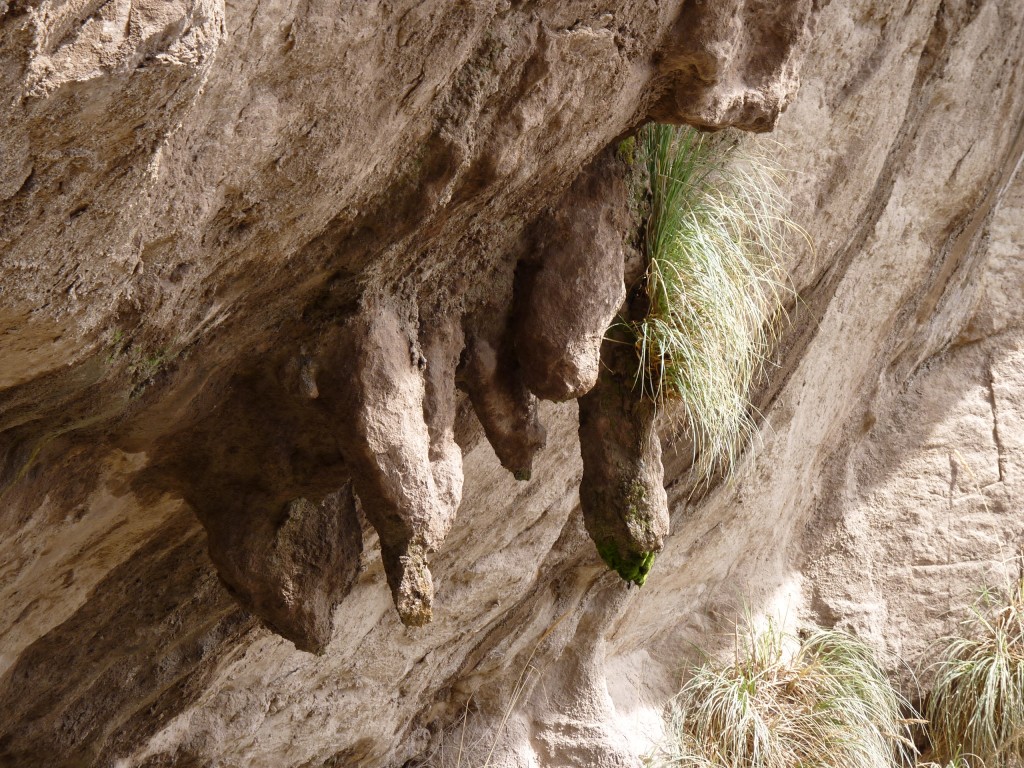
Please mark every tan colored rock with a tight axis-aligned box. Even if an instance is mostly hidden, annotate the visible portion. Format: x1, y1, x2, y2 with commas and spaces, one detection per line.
4, 0, 1024, 767
515, 148, 631, 403
460, 302, 548, 480
322, 300, 463, 627
649, 0, 813, 130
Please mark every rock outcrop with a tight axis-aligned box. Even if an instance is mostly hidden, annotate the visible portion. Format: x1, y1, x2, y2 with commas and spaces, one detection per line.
1, 0, 1023, 766
514, 149, 630, 403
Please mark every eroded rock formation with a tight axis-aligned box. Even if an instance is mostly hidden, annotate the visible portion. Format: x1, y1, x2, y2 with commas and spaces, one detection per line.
2, 0, 1024, 766
459, 298, 546, 480
321, 299, 465, 627
578, 335, 670, 588
514, 150, 631, 403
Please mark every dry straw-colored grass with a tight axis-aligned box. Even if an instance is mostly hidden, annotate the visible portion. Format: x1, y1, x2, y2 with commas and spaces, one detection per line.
926, 577, 1024, 768
648, 621, 914, 768
626, 123, 806, 483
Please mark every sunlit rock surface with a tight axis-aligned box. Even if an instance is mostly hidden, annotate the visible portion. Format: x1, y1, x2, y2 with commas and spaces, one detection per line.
2, 0, 1023, 766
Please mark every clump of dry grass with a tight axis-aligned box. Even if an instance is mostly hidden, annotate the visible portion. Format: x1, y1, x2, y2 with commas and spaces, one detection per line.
648, 621, 913, 768
925, 578, 1024, 768
626, 123, 804, 482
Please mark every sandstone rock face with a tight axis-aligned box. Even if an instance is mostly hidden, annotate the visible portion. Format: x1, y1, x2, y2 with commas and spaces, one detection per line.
1, 1, 1023, 767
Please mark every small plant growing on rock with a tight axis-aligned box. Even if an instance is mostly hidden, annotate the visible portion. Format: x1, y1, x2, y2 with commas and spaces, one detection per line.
648, 621, 913, 768
925, 577, 1024, 767
626, 124, 802, 481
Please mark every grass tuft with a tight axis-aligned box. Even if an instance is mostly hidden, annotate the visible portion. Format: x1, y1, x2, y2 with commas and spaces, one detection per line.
627, 124, 805, 482
925, 577, 1024, 767
648, 620, 913, 768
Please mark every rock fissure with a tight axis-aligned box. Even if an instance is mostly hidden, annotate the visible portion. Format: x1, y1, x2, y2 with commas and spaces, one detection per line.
987, 364, 1007, 484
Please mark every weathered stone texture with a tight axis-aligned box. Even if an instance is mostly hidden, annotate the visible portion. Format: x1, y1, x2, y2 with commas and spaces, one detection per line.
1, 0, 1023, 766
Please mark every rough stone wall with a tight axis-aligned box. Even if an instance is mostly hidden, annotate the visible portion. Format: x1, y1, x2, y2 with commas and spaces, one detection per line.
0, 0, 1023, 766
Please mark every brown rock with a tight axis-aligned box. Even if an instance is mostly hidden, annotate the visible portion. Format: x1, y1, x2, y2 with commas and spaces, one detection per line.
459, 304, 547, 479
578, 333, 670, 587
320, 299, 463, 627
515, 149, 631, 402
213, 490, 363, 655
12, 1, 1023, 767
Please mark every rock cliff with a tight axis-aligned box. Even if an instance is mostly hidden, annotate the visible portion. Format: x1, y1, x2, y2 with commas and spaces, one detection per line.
1, 0, 1022, 766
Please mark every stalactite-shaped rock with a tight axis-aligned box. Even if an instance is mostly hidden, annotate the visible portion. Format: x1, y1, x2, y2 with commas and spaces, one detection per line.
514, 150, 629, 402
420, 312, 466, 515
459, 308, 546, 480
212, 488, 363, 654
577, 334, 669, 587
141, 362, 363, 654
322, 301, 463, 626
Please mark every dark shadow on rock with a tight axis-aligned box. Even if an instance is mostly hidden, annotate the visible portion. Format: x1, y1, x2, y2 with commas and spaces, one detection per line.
0, 510, 253, 768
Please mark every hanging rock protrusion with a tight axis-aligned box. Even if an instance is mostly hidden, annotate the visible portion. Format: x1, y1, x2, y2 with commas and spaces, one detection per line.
209, 488, 364, 654
420, 310, 466, 514
459, 306, 546, 480
321, 300, 464, 626
136, 357, 363, 654
577, 331, 670, 586
573, 169, 670, 587
514, 149, 630, 403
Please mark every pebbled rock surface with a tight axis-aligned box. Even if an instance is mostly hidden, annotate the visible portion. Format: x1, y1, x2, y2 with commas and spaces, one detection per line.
2, 0, 1024, 767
